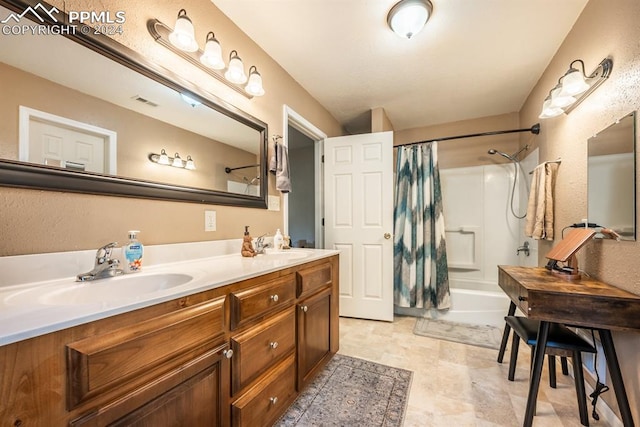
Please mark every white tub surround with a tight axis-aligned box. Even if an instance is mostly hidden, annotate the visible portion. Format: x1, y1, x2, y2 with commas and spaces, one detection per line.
0, 240, 338, 346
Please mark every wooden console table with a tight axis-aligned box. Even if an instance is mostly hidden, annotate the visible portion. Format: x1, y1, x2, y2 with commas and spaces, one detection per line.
498, 265, 640, 427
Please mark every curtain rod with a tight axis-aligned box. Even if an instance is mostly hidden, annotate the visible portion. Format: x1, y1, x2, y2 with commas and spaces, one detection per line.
396, 123, 540, 148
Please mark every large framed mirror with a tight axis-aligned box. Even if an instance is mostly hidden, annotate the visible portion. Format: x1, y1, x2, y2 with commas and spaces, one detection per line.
587, 111, 636, 240
0, 0, 267, 208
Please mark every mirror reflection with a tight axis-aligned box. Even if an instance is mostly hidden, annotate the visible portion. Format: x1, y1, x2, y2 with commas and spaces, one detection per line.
0, 3, 266, 204
587, 111, 636, 240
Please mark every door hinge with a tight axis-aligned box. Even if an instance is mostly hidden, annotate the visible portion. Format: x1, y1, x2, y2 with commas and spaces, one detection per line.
321, 155, 324, 163
322, 218, 325, 226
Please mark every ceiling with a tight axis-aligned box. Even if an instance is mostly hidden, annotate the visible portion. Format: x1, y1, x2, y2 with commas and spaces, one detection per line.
212, 0, 588, 134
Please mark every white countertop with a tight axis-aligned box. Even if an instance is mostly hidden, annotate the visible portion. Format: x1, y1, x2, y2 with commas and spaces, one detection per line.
0, 248, 338, 346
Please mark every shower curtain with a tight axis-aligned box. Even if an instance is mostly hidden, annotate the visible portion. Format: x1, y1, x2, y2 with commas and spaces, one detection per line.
393, 142, 450, 311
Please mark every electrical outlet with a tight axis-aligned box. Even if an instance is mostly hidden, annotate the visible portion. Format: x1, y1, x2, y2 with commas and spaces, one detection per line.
204, 210, 216, 231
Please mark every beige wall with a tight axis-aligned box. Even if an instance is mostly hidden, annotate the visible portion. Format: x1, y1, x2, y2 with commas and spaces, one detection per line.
519, 0, 640, 418
394, 112, 528, 169
0, 0, 343, 256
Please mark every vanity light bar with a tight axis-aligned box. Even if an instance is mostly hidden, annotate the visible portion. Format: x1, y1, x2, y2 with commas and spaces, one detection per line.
149, 149, 196, 170
147, 18, 264, 99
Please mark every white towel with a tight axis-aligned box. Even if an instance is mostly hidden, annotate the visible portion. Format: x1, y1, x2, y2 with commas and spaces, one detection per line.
269, 143, 291, 193
525, 162, 558, 240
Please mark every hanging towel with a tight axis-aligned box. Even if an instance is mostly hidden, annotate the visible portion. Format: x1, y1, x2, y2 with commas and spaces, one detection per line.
269, 142, 291, 193
525, 162, 559, 240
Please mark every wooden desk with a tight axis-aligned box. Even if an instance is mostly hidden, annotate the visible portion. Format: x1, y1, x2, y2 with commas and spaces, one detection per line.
498, 265, 640, 427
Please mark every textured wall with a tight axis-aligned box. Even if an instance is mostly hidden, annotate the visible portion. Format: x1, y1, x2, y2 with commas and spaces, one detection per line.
0, 0, 343, 256
518, 0, 640, 418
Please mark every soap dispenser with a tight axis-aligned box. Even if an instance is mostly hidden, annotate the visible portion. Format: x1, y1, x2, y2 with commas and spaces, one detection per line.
122, 230, 143, 273
273, 228, 284, 251
241, 226, 256, 257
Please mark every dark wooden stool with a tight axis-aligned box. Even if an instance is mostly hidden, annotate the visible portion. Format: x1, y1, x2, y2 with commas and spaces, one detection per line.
497, 310, 569, 387
505, 316, 596, 426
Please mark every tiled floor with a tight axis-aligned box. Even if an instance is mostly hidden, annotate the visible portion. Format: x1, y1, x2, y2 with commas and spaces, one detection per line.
338, 316, 613, 427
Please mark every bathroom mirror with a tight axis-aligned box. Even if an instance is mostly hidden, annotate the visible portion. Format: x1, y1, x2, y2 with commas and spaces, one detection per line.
587, 111, 636, 240
0, 0, 267, 208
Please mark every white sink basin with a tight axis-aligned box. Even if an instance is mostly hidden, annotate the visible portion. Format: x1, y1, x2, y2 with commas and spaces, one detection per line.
4, 273, 193, 306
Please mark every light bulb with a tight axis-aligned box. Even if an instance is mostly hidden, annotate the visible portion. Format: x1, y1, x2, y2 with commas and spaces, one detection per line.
168, 9, 198, 52
245, 66, 265, 96
200, 32, 225, 69
224, 50, 247, 84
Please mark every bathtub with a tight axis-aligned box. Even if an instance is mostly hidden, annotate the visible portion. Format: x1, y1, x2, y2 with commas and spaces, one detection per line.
427, 282, 511, 328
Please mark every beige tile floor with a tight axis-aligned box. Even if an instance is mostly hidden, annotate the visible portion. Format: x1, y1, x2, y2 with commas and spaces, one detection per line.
338, 316, 612, 427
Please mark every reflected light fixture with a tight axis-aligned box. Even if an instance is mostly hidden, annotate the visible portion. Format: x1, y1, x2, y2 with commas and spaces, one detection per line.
172, 153, 184, 168
538, 58, 613, 119
149, 150, 195, 170
168, 9, 198, 52
157, 149, 169, 165
180, 93, 201, 107
185, 155, 196, 170
225, 50, 247, 84
387, 0, 433, 39
200, 32, 225, 69
245, 66, 265, 96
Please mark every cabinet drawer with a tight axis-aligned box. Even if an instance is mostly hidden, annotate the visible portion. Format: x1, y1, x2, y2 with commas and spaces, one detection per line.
232, 353, 296, 427
230, 274, 295, 330
296, 262, 332, 298
231, 307, 295, 395
67, 296, 226, 409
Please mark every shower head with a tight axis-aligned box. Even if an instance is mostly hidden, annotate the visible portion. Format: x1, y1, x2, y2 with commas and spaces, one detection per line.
487, 149, 516, 162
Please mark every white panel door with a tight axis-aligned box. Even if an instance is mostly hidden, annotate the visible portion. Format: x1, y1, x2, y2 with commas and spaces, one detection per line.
324, 132, 394, 321
29, 120, 106, 173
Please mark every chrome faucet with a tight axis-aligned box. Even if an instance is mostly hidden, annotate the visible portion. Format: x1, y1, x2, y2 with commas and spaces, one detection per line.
77, 242, 124, 281
254, 234, 271, 255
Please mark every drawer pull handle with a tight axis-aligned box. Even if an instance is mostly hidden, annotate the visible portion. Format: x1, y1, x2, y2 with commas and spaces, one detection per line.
270, 294, 279, 302
270, 396, 278, 405
223, 349, 233, 359
301, 305, 308, 313
270, 341, 279, 349
518, 296, 527, 301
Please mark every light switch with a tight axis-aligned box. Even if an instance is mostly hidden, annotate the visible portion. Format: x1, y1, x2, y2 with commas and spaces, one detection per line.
268, 195, 281, 211
205, 210, 216, 231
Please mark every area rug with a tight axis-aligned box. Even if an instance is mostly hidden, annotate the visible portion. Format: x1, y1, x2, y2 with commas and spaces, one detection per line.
413, 318, 502, 350
275, 354, 413, 427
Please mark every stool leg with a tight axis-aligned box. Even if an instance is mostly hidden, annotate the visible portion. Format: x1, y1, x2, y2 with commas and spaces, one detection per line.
561, 356, 569, 375
497, 301, 516, 363
548, 355, 557, 388
508, 332, 520, 381
572, 351, 589, 426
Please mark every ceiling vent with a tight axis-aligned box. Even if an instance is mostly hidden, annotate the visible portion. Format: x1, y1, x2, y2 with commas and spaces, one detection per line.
131, 95, 159, 107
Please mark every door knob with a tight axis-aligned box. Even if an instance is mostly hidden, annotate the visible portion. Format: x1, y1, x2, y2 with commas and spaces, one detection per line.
384, 233, 391, 239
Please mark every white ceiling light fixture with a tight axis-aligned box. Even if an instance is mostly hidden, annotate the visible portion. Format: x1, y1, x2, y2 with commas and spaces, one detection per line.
168, 9, 198, 52
387, 0, 433, 39
538, 58, 613, 119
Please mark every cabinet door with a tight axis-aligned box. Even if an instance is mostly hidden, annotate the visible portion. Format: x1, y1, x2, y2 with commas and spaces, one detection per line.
297, 287, 332, 389
71, 344, 231, 427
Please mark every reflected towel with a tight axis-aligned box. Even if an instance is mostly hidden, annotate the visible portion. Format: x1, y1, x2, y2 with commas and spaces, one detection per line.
269, 143, 291, 193
525, 162, 559, 240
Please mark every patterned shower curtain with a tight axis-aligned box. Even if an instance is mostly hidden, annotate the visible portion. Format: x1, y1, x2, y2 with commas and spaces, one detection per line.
393, 142, 450, 311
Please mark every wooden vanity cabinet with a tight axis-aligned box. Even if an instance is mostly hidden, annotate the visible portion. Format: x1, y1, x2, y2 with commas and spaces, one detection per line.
0, 254, 339, 427
295, 261, 338, 390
